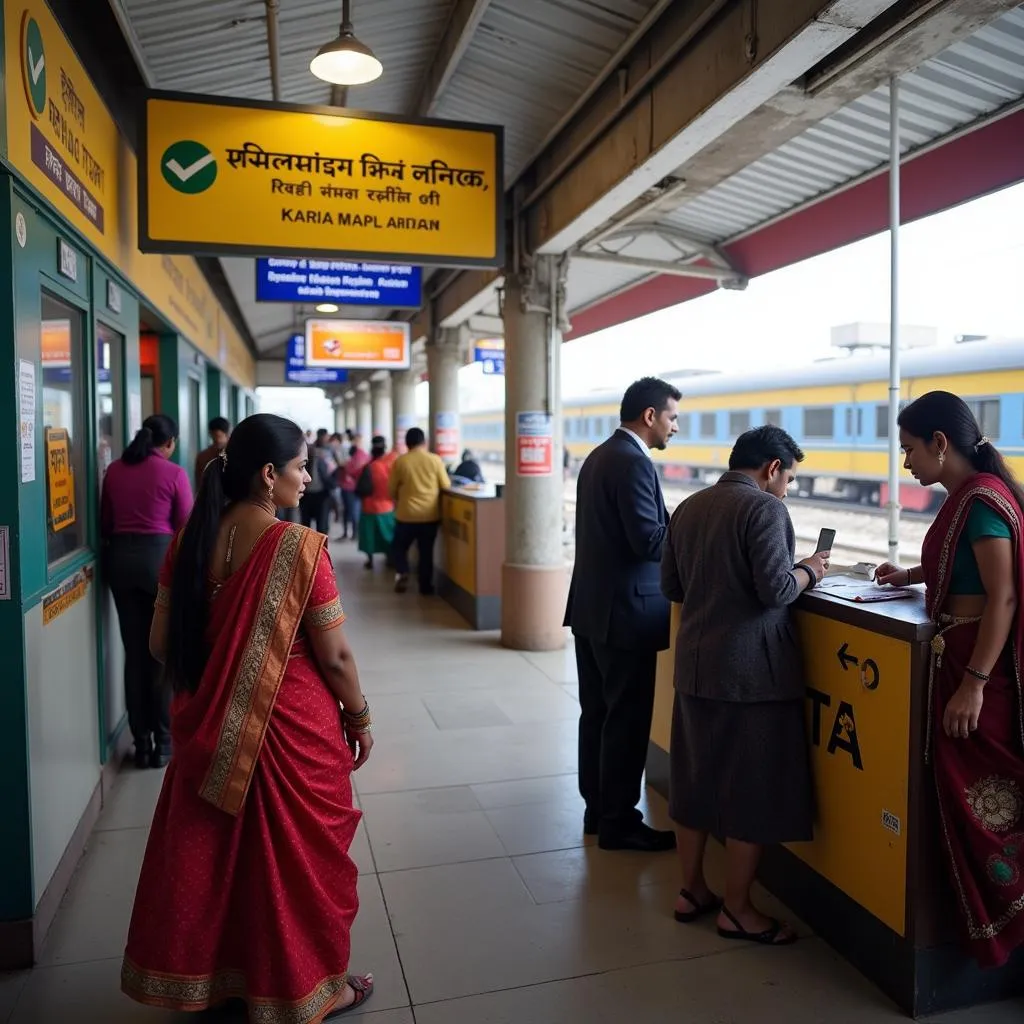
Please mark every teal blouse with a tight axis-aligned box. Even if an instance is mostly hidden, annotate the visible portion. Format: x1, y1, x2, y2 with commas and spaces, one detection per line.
948, 501, 1012, 595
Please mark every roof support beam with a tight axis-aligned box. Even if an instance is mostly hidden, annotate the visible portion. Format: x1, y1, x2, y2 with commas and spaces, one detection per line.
416, 0, 492, 116
525, 0, 904, 254
572, 250, 747, 288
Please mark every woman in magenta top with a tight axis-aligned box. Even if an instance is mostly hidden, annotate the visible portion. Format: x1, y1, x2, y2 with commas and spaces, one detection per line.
101, 414, 193, 768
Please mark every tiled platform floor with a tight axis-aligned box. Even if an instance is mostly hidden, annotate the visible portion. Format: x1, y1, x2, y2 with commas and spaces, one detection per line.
2, 544, 1022, 1023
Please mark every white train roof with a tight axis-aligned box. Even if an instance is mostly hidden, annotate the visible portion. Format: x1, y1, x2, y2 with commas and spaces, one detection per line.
464, 337, 1024, 415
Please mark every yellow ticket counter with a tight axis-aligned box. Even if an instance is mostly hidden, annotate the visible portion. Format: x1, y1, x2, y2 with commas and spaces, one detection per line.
647, 591, 1024, 1016
437, 485, 505, 630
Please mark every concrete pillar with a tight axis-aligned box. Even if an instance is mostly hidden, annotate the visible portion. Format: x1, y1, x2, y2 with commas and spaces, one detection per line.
371, 376, 393, 445
343, 395, 357, 433
356, 386, 373, 443
501, 255, 568, 651
426, 328, 462, 463
333, 397, 345, 435
391, 366, 419, 452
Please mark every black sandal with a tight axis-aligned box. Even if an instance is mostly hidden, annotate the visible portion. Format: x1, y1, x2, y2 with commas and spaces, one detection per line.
674, 887, 722, 923
324, 975, 374, 1018
717, 906, 796, 945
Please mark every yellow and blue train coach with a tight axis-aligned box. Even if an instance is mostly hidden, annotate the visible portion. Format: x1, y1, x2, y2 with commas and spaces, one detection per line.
463, 338, 1024, 511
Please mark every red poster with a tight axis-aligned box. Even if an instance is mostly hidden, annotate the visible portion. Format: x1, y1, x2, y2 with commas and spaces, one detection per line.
436, 427, 459, 459
516, 435, 553, 476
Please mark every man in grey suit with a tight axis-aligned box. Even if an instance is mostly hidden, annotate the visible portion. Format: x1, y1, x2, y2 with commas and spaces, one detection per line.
566, 377, 681, 852
660, 425, 829, 944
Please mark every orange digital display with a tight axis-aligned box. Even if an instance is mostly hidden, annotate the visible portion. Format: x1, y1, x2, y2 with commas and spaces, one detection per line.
304, 318, 411, 370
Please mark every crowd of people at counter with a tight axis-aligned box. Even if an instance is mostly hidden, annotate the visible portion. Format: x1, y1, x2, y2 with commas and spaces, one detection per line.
90, 374, 1024, 1022
566, 377, 1024, 967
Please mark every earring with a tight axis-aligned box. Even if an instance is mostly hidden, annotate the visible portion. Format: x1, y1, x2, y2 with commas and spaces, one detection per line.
938, 452, 945, 466
267, 483, 275, 501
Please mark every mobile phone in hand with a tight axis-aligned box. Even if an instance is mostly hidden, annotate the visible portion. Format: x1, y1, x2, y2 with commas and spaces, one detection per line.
816, 528, 836, 554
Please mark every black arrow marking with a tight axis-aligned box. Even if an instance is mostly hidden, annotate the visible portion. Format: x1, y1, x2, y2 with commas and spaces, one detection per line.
838, 642, 858, 671
861, 658, 880, 690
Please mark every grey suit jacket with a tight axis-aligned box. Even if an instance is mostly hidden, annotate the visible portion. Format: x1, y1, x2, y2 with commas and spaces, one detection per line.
660, 472, 805, 702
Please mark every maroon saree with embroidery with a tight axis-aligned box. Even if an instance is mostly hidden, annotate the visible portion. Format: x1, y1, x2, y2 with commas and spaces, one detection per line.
922, 473, 1024, 968
122, 521, 361, 1022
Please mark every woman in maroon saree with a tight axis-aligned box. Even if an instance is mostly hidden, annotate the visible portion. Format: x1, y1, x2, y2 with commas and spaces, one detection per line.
121, 414, 375, 1021
878, 391, 1024, 968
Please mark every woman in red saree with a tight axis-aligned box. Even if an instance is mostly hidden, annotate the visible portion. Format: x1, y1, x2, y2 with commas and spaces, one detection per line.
878, 391, 1024, 968
121, 414, 376, 1021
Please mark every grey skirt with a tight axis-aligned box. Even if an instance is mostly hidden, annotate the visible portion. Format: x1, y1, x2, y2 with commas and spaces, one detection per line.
669, 691, 814, 845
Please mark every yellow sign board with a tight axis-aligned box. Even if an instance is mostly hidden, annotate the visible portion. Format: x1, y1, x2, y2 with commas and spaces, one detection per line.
46, 427, 75, 532
443, 494, 477, 596
3, 0, 121, 259
305, 319, 411, 370
788, 611, 911, 936
140, 92, 504, 267
2, 1, 256, 389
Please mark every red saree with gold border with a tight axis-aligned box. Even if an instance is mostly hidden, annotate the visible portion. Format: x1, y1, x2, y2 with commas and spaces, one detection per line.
922, 473, 1024, 968
121, 521, 361, 1022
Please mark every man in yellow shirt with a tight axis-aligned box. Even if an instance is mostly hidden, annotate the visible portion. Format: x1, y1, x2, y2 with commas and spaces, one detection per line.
388, 427, 452, 594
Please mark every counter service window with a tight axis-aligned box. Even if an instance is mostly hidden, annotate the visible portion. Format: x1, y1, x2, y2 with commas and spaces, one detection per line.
42, 293, 88, 565
96, 324, 125, 480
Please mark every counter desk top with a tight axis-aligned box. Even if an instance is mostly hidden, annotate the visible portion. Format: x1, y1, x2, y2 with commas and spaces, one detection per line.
798, 586, 933, 643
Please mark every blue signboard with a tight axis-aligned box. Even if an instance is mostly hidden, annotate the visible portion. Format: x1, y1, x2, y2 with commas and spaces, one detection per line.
286, 335, 348, 385
257, 258, 422, 307
474, 344, 504, 376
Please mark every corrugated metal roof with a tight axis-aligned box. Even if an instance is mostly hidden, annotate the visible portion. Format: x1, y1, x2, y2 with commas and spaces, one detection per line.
658, 5, 1024, 249
120, 0, 456, 112
431, 0, 664, 177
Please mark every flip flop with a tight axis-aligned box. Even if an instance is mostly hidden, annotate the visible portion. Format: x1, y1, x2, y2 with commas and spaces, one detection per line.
717, 906, 797, 945
324, 975, 374, 1018
674, 887, 722, 923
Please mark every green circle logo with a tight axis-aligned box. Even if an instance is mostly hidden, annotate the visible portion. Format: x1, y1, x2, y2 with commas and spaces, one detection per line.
161, 140, 218, 194
23, 16, 46, 117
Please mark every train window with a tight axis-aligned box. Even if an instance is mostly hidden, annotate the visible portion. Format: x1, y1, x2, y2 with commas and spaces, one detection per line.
969, 399, 1000, 440
729, 411, 750, 436
803, 407, 834, 439
844, 408, 863, 436
607, 416, 618, 435
675, 414, 691, 440
590, 416, 601, 438
764, 409, 782, 427
875, 401, 911, 439
699, 412, 716, 438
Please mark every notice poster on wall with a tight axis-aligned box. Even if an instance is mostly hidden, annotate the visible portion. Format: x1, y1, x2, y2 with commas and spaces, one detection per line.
434, 411, 460, 459
46, 427, 76, 531
19, 359, 36, 482
516, 411, 554, 477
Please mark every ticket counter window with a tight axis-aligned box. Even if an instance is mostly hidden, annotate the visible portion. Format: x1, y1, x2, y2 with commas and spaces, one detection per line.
96, 324, 125, 478
41, 294, 88, 565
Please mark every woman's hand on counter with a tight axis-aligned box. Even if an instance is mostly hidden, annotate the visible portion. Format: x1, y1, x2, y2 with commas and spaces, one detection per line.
876, 562, 918, 587
943, 678, 985, 739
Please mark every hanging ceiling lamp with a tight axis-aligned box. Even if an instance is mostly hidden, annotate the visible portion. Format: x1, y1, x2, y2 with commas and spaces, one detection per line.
310, 0, 382, 86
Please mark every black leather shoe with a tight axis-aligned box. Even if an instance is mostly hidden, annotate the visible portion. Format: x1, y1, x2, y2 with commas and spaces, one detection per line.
149, 751, 170, 769
134, 736, 152, 770
598, 823, 677, 852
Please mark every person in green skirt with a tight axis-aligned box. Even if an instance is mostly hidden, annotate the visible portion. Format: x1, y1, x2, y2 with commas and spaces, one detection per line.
356, 436, 397, 570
